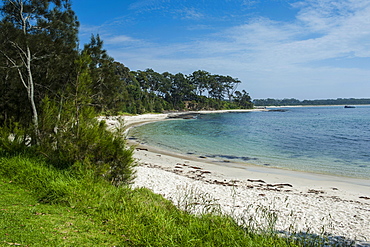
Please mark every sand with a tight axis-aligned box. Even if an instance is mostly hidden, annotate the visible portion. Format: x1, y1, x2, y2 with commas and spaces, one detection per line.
101, 111, 370, 245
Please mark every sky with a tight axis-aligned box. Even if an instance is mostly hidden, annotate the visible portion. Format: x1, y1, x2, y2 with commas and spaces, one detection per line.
72, 0, 370, 100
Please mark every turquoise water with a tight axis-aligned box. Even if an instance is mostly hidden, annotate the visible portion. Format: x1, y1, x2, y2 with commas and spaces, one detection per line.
129, 106, 370, 179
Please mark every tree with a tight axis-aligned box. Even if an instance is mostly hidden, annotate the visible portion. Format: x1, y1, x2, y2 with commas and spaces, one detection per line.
217, 75, 241, 102
0, 0, 79, 142
188, 70, 211, 97
83, 34, 119, 113
208, 75, 223, 100
169, 73, 196, 109
37, 52, 136, 184
234, 90, 253, 109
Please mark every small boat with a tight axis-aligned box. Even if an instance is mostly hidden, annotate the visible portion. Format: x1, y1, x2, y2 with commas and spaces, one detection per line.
344, 105, 356, 108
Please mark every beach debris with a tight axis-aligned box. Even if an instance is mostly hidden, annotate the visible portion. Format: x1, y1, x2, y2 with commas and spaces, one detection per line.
247, 179, 266, 183
359, 196, 370, 200
307, 189, 325, 194
273, 183, 293, 188
199, 156, 207, 159
190, 166, 202, 170
176, 163, 188, 166
136, 148, 149, 151
212, 180, 237, 187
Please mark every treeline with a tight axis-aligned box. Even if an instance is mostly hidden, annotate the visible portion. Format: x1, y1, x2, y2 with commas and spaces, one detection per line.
0, 0, 252, 185
130, 69, 253, 113
1, 8, 252, 126
253, 98, 370, 106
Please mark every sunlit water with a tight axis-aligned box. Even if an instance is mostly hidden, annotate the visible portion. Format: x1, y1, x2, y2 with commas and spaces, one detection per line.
129, 106, 370, 179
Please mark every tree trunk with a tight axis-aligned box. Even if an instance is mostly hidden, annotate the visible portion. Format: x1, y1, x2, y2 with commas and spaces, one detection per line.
26, 45, 40, 141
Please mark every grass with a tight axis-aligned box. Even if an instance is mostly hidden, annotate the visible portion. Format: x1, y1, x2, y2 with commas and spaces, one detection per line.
0, 180, 112, 246
0, 155, 304, 246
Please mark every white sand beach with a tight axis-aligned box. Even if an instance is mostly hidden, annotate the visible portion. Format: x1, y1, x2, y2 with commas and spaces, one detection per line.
101, 112, 370, 244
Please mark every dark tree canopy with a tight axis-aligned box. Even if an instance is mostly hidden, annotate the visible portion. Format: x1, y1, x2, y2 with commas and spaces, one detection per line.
0, 0, 79, 128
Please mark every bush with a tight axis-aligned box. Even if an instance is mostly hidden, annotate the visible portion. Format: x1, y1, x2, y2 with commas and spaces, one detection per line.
0, 121, 30, 155
38, 97, 136, 185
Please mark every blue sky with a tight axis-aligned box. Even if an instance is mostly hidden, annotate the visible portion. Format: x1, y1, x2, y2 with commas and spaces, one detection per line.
72, 0, 370, 100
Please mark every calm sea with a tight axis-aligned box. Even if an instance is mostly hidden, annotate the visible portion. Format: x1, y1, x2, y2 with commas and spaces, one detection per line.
129, 106, 370, 179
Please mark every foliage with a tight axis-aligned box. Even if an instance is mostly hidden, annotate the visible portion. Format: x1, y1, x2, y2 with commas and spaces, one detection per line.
38, 97, 136, 185
0, 52, 136, 185
129, 69, 253, 111
0, 0, 79, 131
35, 53, 136, 185
0, 121, 31, 155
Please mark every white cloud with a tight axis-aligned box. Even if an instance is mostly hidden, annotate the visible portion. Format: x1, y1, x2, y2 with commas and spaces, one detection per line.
104, 0, 370, 99
179, 8, 204, 20
105, 35, 140, 44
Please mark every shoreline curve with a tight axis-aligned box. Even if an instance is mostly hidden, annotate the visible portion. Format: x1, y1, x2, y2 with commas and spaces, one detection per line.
99, 110, 370, 242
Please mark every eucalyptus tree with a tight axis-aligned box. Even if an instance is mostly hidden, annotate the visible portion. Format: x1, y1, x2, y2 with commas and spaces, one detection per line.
170, 72, 196, 108
0, 0, 79, 141
157, 71, 172, 98
208, 75, 224, 100
161, 71, 174, 99
234, 90, 253, 109
188, 70, 212, 97
216, 75, 241, 102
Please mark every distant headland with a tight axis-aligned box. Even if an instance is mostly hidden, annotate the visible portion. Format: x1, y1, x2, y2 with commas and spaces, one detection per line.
253, 98, 370, 106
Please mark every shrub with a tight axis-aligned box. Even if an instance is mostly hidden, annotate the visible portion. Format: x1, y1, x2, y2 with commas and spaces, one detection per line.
38, 97, 136, 185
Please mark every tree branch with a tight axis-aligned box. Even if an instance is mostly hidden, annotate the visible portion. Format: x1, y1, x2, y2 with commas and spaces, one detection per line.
0, 49, 28, 88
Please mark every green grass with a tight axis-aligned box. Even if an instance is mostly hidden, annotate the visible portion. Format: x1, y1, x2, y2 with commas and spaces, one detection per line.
0, 180, 114, 246
0, 155, 303, 246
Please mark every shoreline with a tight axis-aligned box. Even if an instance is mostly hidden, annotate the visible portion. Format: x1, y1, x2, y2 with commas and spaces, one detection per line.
129, 137, 370, 193
101, 110, 370, 242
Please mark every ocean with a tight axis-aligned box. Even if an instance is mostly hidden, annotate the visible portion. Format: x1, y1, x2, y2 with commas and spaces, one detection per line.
129, 106, 370, 180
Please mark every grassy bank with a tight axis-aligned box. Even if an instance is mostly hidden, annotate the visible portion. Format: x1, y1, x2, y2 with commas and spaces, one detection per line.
0, 155, 304, 246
